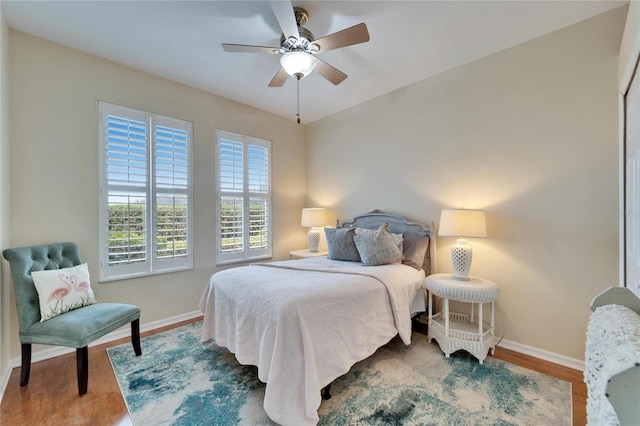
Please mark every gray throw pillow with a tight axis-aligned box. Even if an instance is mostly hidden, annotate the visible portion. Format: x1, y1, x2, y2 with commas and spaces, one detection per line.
402, 233, 430, 270
325, 227, 361, 262
355, 227, 403, 251
353, 223, 403, 266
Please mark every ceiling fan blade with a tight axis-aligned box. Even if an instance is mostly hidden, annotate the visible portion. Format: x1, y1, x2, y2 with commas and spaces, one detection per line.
312, 23, 370, 53
222, 43, 280, 54
268, 67, 289, 87
314, 58, 348, 85
270, 1, 300, 41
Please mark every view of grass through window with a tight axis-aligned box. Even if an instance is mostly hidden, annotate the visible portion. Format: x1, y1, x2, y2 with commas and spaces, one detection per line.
108, 202, 188, 264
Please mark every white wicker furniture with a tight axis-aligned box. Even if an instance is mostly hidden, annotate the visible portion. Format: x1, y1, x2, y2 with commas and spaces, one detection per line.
585, 287, 640, 425
426, 273, 499, 364
289, 249, 329, 259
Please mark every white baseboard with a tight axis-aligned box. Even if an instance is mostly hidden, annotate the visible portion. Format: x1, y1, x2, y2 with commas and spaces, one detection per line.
8, 310, 203, 368
498, 338, 585, 371
0, 362, 11, 405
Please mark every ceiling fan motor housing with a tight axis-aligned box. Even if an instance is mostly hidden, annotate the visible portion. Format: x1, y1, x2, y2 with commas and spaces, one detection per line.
293, 7, 309, 26
281, 26, 316, 52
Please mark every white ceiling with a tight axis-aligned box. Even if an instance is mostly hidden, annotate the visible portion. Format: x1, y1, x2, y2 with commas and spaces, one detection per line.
2, 0, 627, 123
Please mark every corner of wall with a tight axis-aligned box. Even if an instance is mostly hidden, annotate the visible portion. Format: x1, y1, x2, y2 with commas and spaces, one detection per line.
0, 2, 12, 403
619, 2, 639, 92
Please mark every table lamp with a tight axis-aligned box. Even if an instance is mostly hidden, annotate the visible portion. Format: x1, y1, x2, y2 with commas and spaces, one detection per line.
438, 208, 487, 281
301, 208, 327, 252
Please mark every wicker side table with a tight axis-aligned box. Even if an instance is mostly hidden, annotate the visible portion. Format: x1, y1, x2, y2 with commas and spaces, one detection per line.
425, 273, 500, 364
289, 249, 329, 259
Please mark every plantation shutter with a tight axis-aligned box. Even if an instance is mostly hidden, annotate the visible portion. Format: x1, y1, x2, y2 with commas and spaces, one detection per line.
99, 102, 193, 281
248, 144, 270, 255
152, 116, 193, 271
216, 130, 272, 264
219, 139, 244, 257
102, 105, 149, 277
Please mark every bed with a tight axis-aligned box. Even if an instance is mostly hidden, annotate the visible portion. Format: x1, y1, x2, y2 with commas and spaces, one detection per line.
199, 210, 435, 425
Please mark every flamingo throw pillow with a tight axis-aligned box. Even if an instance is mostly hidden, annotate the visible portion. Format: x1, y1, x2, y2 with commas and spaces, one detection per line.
31, 263, 97, 322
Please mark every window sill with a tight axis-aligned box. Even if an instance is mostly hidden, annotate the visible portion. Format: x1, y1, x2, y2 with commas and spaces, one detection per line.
99, 265, 194, 283
216, 255, 272, 267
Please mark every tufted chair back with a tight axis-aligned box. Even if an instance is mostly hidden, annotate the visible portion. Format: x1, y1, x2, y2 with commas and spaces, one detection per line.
2, 242, 82, 333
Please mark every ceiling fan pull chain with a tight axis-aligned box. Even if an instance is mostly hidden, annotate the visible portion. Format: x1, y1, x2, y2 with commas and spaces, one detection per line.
296, 77, 301, 124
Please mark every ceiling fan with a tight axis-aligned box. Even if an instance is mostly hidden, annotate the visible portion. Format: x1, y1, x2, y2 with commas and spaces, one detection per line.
222, 1, 370, 88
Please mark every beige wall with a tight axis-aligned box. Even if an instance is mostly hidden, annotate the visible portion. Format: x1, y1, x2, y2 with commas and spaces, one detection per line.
619, 0, 639, 91
0, 5, 9, 381
306, 7, 626, 360
5, 30, 307, 358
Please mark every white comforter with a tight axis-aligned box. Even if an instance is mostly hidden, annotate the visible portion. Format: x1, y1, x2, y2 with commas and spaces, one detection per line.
199, 257, 425, 426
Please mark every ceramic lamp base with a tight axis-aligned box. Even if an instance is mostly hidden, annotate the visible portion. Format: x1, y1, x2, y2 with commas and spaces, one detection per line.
451, 238, 472, 281
308, 228, 321, 252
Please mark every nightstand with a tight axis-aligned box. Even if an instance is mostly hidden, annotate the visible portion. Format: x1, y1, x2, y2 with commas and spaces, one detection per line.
425, 273, 500, 364
289, 249, 329, 260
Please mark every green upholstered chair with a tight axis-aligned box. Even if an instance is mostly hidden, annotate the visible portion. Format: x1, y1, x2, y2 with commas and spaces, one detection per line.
2, 242, 141, 395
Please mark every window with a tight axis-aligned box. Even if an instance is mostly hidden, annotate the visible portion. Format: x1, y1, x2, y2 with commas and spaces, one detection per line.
99, 102, 193, 281
215, 129, 272, 264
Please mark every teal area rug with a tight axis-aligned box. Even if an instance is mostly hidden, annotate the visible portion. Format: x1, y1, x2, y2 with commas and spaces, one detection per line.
107, 322, 571, 425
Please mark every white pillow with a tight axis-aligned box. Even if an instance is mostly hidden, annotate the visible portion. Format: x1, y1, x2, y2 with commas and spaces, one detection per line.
31, 263, 97, 322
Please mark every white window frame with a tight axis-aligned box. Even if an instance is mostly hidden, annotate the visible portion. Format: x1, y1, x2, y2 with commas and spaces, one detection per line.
215, 129, 272, 265
99, 102, 194, 281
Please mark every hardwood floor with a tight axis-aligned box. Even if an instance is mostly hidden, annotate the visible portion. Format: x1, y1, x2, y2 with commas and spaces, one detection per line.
493, 346, 586, 425
1, 318, 586, 425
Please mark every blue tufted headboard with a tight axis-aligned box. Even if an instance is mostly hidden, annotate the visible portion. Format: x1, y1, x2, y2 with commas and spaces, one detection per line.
2, 242, 82, 332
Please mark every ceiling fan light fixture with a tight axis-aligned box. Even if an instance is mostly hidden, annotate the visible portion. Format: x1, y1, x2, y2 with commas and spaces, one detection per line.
280, 51, 317, 79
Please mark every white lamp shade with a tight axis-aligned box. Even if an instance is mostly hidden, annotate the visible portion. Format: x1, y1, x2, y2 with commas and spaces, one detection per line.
438, 209, 487, 238
301, 208, 327, 227
280, 52, 317, 78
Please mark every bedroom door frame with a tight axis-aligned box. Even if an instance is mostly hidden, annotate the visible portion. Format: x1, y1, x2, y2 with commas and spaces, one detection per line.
620, 4, 640, 298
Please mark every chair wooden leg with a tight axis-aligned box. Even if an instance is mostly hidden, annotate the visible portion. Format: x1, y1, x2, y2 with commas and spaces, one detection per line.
322, 383, 332, 400
20, 343, 32, 386
131, 318, 142, 356
76, 347, 88, 396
